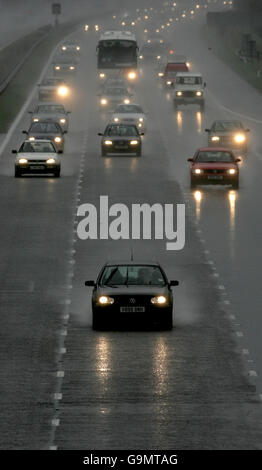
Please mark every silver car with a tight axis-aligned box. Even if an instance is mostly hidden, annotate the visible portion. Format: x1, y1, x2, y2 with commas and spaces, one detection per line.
22, 121, 67, 152
38, 78, 70, 101
28, 102, 71, 131
13, 140, 61, 177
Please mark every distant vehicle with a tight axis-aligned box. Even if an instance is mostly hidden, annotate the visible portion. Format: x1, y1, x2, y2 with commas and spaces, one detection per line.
188, 148, 241, 189
53, 54, 77, 76
139, 39, 168, 63
85, 261, 179, 330
163, 57, 189, 87
174, 73, 206, 111
13, 140, 61, 177
98, 123, 143, 157
28, 102, 71, 131
205, 120, 249, 154
60, 41, 81, 55
98, 86, 133, 109
97, 31, 139, 82
112, 104, 147, 133
22, 121, 67, 152
38, 78, 70, 101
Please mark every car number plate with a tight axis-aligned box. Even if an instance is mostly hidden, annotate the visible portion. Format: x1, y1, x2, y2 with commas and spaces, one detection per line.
207, 175, 223, 180
30, 165, 45, 169
120, 307, 145, 313
115, 145, 128, 149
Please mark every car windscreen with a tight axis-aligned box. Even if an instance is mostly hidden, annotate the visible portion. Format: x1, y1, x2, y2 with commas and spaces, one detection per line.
196, 151, 234, 163
115, 105, 143, 113
106, 125, 138, 136
41, 79, 63, 86
166, 71, 177, 77
19, 141, 56, 153
176, 76, 202, 85
29, 123, 61, 133
212, 121, 243, 132
36, 105, 65, 114
105, 87, 128, 95
100, 265, 166, 286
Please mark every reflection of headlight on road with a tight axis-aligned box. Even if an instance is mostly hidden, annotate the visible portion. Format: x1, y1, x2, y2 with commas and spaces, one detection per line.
124, 99, 130, 104
104, 140, 113, 145
46, 158, 56, 164
176, 91, 183, 96
196, 91, 202, 96
98, 295, 114, 305
130, 140, 138, 145
58, 86, 69, 97
18, 158, 28, 164
234, 134, 245, 143
100, 98, 108, 105
60, 118, 66, 124
54, 137, 62, 143
151, 295, 167, 305
194, 190, 202, 202
211, 136, 220, 142
228, 168, 236, 175
128, 72, 136, 80
139, 117, 144, 122
194, 168, 202, 174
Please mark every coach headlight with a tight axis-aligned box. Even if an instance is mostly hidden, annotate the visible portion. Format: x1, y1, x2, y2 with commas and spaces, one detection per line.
151, 295, 167, 305
234, 133, 245, 143
128, 71, 136, 80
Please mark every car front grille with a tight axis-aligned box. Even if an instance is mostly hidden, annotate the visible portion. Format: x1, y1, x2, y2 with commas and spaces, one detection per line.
203, 169, 226, 174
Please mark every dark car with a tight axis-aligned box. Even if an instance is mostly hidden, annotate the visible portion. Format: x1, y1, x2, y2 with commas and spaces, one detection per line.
205, 120, 250, 154
53, 54, 77, 76
188, 148, 241, 189
98, 123, 143, 157
85, 261, 179, 330
23, 121, 67, 152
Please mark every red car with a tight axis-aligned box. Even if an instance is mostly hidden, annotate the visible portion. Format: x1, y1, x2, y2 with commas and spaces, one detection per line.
188, 148, 241, 189
163, 60, 189, 87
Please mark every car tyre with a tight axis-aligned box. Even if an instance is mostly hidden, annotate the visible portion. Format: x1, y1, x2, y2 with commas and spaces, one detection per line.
136, 149, 142, 157
161, 314, 173, 330
92, 315, 103, 331
232, 179, 239, 189
53, 168, 61, 178
190, 179, 197, 189
102, 149, 107, 157
14, 168, 21, 178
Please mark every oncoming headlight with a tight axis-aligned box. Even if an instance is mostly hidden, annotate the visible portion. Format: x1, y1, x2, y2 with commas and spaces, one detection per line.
114, 117, 119, 122
46, 158, 56, 164
128, 72, 136, 80
234, 133, 245, 143
158, 72, 164, 77
54, 136, 62, 143
98, 296, 114, 305
60, 118, 66, 124
194, 168, 202, 174
18, 158, 28, 164
29, 137, 35, 141
211, 136, 220, 142
130, 140, 138, 145
124, 99, 130, 104
58, 86, 69, 97
196, 91, 202, 96
166, 81, 172, 85
70, 66, 75, 70
100, 98, 108, 105
33, 118, 39, 122
99, 73, 106, 78
55, 66, 60, 70
139, 117, 144, 122
228, 168, 236, 175
151, 295, 167, 305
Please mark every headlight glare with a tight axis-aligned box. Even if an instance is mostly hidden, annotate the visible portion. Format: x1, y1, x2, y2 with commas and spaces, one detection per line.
58, 86, 69, 97
54, 136, 62, 143
196, 91, 202, 96
101, 98, 108, 105
228, 168, 236, 175
130, 140, 138, 145
98, 295, 114, 305
46, 158, 56, 164
124, 99, 130, 104
60, 118, 66, 124
104, 140, 113, 145
234, 133, 245, 143
151, 295, 167, 305
18, 158, 28, 164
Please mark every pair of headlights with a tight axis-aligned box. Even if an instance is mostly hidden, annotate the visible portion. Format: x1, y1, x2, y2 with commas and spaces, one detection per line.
104, 140, 139, 146
98, 295, 167, 305
18, 158, 56, 164
29, 136, 61, 143
194, 168, 236, 175
211, 134, 246, 144
176, 91, 203, 96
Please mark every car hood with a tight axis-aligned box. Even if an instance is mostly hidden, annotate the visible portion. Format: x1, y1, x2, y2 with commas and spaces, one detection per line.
33, 113, 65, 120
28, 133, 62, 139
17, 152, 59, 161
96, 285, 168, 296
193, 162, 238, 169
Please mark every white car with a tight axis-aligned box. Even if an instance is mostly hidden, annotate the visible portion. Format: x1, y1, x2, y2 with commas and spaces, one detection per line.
173, 72, 206, 111
13, 140, 61, 177
112, 104, 147, 133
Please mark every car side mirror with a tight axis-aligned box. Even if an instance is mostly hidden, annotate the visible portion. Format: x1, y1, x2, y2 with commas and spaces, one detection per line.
12, 149, 17, 154
58, 149, 63, 154
235, 157, 242, 163
187, 158, 193, 162
22, 130, 28, 134
67, 111, 71, 114
63, 130, 68, 134
205, 129, 210, 132
139, 132, 145, 136
98, 132, 103, 136
85, 280, 95, 286
246, 129, 250, 132
28, 111, 32, 114
170, 280, 179, 287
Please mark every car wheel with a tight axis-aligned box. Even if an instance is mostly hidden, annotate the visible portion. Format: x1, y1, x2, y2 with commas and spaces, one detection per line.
92, 315, 103, 330
14, 168, 21, 178
173, 101, 178, 110
102, 149, 107, 157
53, 168, 61, 178
232, 179, 239, 189
136, 149, 142, 157
190, 179, 197, 189
161, 314, 173, 330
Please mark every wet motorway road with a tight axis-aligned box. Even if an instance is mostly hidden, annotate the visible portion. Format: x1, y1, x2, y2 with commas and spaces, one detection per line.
0, 6, 262, 450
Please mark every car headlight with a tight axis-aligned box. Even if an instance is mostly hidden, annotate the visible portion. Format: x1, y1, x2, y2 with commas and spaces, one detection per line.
58, 86, 69, 97
196, 91, 202, 96
167, 81, 172, 85
76, 46, 80, 51
157, 55, 161, 59
99, 73, 106, 78
139, 117, 144, 122
128, 72, 136, 80
46, 158, 56, 164
85, 25, 89, 31
194, 168, 202, 174
104, 140, 113, 145
54, 136, 62, 143
151, 295, 167, 305
70, 66, 75, 70
100, 98, 108, 105
139, 55, 143, 59
228, 168, 236, 175
124, 99, 130, 104
55, 66, 60, 70
186, 62, 190, 68
158, 72, 164, 77
62, 46, 67, 51
211, 136, 220, 142
33, 118, 39, 122
234, 134, 245, 143
130, 140, 138, 145
18, 158, 28, 164
114, 117, 119, 122
60, 118, 66, 124
98, 295, 114, 305
176, 91, 183, 96
29, 137, 35, 141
